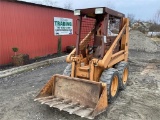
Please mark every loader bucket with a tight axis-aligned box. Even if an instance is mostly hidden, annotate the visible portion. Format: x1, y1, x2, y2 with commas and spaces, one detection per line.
34, 74, 108, 119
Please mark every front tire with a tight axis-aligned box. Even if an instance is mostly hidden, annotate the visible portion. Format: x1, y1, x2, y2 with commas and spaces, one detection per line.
100, 68, 120, 103
115, 61, 129, 90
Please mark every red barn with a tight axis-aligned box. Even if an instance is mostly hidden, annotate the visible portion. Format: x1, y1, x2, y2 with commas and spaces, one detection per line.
0, 0, 77, 66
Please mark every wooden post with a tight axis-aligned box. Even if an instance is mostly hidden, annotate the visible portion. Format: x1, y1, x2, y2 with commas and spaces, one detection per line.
58, 36, 62, 54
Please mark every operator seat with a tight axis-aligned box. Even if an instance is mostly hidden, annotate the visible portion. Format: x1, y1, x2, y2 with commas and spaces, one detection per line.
92, 36, 103, 59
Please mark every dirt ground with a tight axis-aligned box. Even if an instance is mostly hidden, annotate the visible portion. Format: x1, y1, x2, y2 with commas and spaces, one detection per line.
0, 31, 160, 120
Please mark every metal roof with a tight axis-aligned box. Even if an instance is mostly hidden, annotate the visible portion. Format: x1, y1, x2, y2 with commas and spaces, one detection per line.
2, 0, 74, 12
76, 7, 125, 18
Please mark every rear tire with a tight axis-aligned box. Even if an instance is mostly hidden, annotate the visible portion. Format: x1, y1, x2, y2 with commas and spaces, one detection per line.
115, 61, 129, 90
63, 64, 71, 76
100, 68, 120, 103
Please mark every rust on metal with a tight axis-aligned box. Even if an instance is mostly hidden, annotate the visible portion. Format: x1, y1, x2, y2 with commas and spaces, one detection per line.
34, 74, 109, 119
76, 16, 82, 55
91, 83, 108, 118
40, 97, 62, 104
35, 76, 55, 98
34, 96, 55, 101
54, 75, 102, 108
54, 102, 79, 111
74, 108, 93, 118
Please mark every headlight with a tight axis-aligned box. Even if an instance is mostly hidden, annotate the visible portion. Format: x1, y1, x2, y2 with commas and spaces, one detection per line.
95, 8, 103, 14
74, 10, 81, 15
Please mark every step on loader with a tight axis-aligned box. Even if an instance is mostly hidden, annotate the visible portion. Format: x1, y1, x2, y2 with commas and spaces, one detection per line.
34, 7, 129, 119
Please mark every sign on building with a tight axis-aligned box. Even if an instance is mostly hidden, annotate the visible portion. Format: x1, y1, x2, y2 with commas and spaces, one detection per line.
54, 17, 73, 35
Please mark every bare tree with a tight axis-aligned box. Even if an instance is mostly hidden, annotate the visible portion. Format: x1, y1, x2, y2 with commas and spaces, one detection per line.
127, 14, 135, 26
106, 1, 115, 9
64, 1, 73, 10
42, 0, 58, 7
148, 9, 160, 37
154, 9, 160, 24
147, 19, 155, 24
149, 23, 160, 37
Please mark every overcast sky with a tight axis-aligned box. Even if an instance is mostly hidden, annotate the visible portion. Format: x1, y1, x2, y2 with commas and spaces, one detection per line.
21, 0, 160, 21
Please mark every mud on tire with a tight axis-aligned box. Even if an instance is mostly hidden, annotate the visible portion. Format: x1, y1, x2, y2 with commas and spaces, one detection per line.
100, 68, 120, 103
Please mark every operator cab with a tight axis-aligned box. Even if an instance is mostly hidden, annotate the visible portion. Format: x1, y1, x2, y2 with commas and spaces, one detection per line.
74, 7, 125, 59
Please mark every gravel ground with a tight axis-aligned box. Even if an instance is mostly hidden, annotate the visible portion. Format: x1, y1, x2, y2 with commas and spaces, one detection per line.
0, 31, 160, 120
129, 30, 160, 52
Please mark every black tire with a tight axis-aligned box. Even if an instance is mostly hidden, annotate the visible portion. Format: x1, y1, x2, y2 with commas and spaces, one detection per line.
100, 68, 120, 103
63, 64, 72, 76
115, 61, 129, 90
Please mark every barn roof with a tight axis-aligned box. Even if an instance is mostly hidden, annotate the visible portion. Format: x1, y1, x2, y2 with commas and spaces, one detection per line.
2, 0, 74, 13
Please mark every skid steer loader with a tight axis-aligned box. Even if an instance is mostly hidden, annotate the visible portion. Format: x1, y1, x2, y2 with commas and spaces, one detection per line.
34, 7, 129, 119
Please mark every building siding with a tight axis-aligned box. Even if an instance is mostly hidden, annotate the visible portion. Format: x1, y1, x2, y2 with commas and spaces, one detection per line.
0, 1, 77, 65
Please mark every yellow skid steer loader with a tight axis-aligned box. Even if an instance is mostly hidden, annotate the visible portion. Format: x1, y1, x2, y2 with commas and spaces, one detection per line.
34, 7, 129, 119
